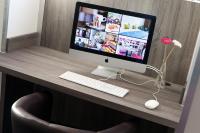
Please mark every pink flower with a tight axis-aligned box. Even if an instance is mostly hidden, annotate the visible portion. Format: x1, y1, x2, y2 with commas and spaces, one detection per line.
161, 37, 173, 45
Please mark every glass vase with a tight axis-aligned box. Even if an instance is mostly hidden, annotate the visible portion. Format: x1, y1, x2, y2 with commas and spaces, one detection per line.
155, 62, 166, 89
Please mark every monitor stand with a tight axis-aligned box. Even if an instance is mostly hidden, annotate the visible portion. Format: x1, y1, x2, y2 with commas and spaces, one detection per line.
91, 65, 122, 79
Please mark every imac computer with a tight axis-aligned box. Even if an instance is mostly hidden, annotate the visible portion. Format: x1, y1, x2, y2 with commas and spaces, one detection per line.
70, 2, 156, 78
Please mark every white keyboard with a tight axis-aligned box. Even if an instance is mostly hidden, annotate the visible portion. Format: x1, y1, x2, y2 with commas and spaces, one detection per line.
59, 71, 129, 97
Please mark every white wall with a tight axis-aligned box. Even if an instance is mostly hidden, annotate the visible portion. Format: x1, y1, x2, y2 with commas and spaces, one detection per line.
184, 77, 200, 133
0, 0, 4, 45
183, 31, 200, 133
183, 31, 200, 104
7, 0, 41, 38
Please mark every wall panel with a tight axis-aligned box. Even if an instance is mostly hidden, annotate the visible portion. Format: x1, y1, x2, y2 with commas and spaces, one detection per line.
41, 0, 200, 85
172, 1, 200, 84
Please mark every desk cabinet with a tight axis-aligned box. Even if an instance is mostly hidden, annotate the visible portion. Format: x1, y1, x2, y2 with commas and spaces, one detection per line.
2, 75, 174, 133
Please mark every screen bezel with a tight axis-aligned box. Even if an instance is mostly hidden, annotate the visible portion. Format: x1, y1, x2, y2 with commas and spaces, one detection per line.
70, 2, 156, 64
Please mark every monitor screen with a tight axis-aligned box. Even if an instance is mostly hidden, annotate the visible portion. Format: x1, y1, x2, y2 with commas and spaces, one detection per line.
71, 2, 156, 64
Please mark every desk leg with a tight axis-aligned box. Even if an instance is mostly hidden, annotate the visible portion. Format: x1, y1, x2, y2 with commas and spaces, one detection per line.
0, 73, 6, 133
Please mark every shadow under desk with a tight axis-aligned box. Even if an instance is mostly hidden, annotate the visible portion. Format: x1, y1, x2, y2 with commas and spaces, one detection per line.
0, 46, 184, 132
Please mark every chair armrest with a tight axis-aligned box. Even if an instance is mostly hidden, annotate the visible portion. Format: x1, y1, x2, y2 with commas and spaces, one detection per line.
49, 124, 95, 133
98, 122, 136, 133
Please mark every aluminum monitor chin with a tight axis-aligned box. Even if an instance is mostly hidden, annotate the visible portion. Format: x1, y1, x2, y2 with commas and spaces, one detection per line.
69, 2, 156, 75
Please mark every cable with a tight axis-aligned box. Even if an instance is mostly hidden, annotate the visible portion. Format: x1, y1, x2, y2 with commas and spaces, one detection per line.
146, 65, 160, 72
119, 74, 156, 86
146, 66, 163, 78
152, 86, 161, 101
98, 66, 163, 102
146, 65, 161, 74
149, 65, 164, 101
99, 69, 156, 86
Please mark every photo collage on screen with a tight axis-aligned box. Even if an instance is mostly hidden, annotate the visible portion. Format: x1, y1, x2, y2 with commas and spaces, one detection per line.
74, 7, 151, 60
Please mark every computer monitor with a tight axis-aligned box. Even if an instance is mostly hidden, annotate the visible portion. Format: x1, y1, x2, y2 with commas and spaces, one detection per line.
70, 2, 156, 78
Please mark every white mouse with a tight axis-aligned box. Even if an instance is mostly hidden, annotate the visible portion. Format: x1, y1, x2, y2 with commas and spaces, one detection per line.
145, 100, 160, 110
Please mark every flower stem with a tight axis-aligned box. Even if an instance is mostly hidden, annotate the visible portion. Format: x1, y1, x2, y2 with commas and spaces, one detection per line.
163, 45, 167, 63
163, 46, 175, 64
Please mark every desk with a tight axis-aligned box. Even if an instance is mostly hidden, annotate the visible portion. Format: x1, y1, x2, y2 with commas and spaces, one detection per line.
0, 46, 183, 129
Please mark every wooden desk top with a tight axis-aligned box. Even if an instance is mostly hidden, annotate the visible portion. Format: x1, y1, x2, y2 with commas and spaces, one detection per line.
0, 46, 183, 128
